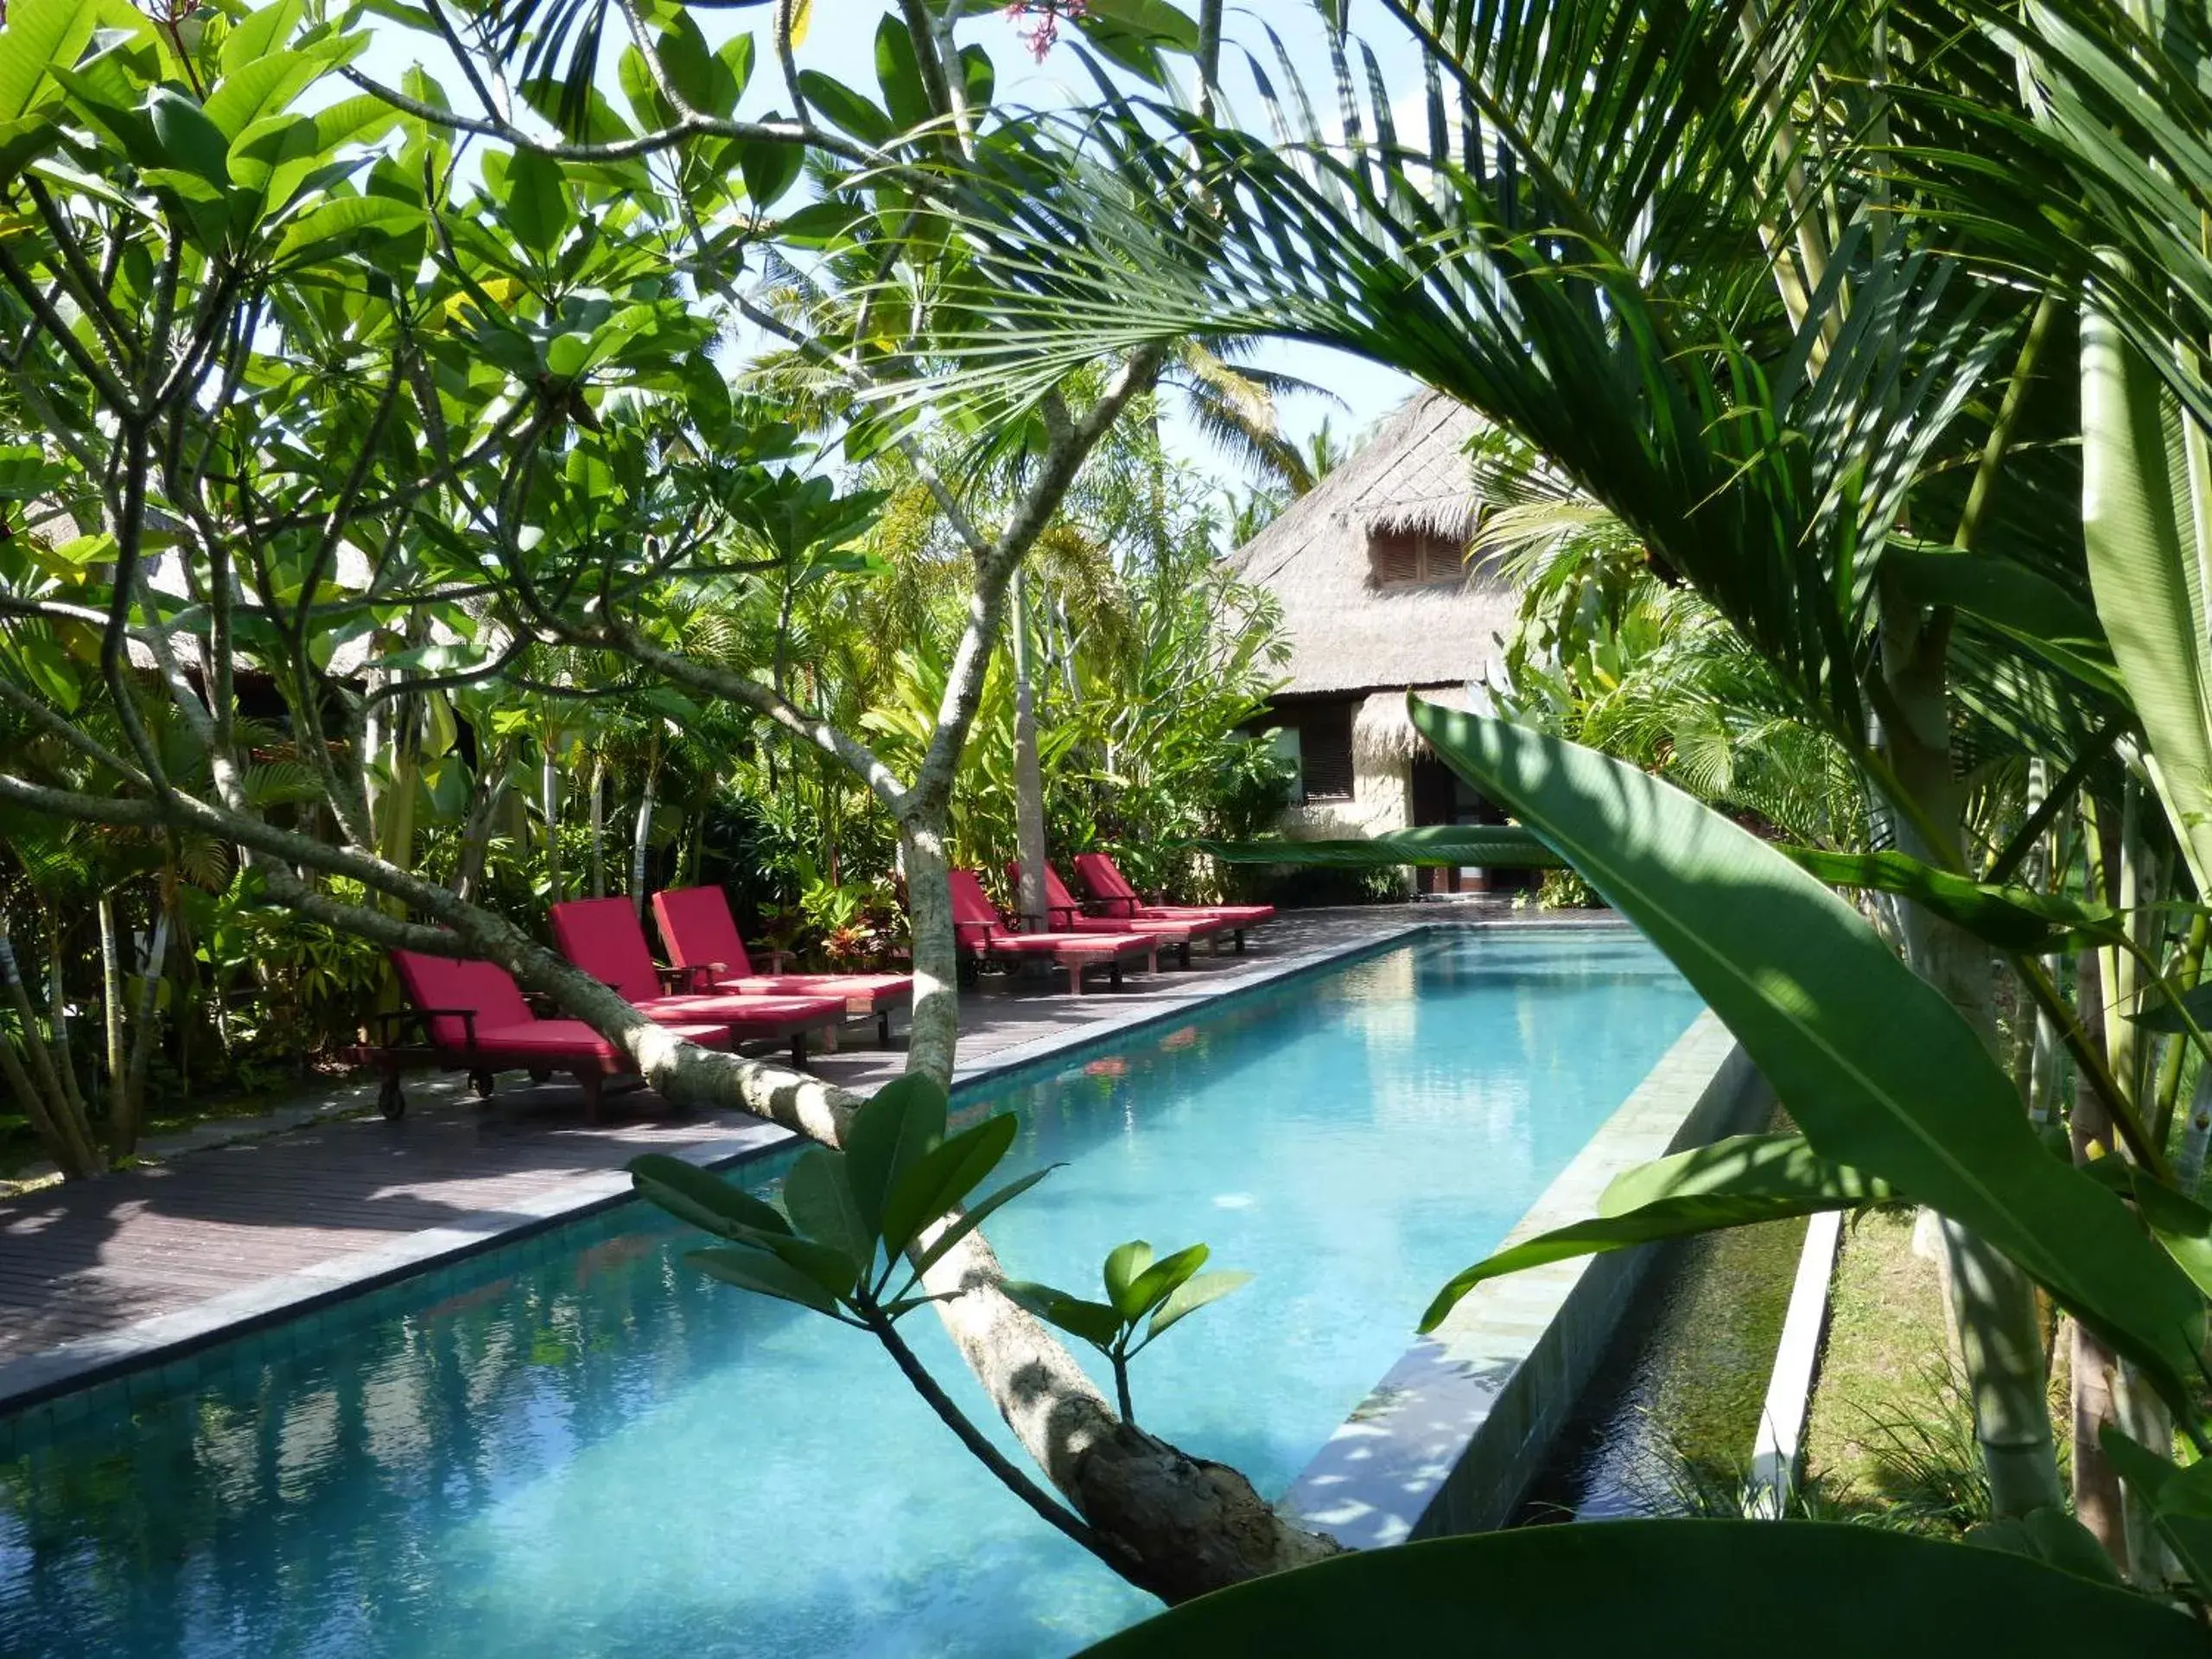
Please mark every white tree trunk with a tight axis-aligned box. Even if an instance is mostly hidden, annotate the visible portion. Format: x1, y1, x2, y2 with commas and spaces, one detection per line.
1009, 569, 1052, 931
542, 738, 563, 904
631, 739, 660, 918
588, 750, 608, 899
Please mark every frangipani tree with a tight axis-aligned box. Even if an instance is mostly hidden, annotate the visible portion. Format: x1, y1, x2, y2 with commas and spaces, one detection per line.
0, 0, 1357, 1604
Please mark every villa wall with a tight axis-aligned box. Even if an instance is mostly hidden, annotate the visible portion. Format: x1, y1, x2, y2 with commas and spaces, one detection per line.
1279, 753, 1416, 894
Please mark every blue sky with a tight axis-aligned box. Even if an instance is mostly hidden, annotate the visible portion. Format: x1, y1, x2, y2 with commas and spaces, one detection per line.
349, 2, 1425, 491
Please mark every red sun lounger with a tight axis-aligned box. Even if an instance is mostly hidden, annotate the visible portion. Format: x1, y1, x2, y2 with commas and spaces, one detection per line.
651, 885, 912, 1045
947, 869, 1156, 993
380, 949, 735, 1122
1071, 852, 1274, 953
549, 897, 848, 1064
1003, 861, 1217, 968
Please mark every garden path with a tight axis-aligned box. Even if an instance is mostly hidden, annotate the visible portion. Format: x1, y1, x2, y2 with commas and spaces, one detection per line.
0, 903, 1531, 1414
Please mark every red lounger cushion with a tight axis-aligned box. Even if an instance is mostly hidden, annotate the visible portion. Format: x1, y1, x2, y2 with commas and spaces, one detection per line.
552, 897, 844, 1030
1071, 853, 1274, 926
464, 1019, 733, 1058
390, 950, 734, 1062
947, 871, 1152, 959
632, 991, 848, 1033
652, 886, 911, 1014
1007, 863, 1211, 944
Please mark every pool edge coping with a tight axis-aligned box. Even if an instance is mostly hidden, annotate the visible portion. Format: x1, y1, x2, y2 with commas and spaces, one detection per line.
3, 913, 1615, 1427
1279, 1009, 1768, 1545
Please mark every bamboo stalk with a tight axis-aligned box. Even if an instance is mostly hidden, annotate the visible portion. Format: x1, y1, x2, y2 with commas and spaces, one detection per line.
0, 923, 99, 1176
44, 920, 87, 1122
0, 1033, 84, 1178
98, 893, 124, 1116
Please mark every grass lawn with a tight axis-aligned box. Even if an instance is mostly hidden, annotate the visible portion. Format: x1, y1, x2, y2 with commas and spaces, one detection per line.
1801, 1204, 2032, 1532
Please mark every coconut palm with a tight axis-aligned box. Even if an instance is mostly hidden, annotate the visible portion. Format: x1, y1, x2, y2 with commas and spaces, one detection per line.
893, 0, 2212, 1605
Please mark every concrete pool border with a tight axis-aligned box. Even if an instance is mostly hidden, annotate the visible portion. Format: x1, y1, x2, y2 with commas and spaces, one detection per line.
1281, 1010, 1768, 1545
3, 912, 1548, 1433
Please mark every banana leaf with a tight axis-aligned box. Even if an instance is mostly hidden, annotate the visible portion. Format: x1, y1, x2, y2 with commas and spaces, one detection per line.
1409, 699, 2206, 1403
1077, 1521, 2212, 1655
1190, 826, 1560, 869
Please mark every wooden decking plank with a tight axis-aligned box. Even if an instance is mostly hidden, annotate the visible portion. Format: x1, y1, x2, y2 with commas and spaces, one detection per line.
0, 912, 1390, 1370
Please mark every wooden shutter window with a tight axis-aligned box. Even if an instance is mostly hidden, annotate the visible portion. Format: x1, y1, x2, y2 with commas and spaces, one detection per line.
1368, 529, 1460, 587
1300, 701, 1356, 800
1369, 529, 1421, 586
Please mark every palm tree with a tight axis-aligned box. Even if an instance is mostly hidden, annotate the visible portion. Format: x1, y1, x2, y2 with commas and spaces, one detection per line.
915, 0, 2212, 1573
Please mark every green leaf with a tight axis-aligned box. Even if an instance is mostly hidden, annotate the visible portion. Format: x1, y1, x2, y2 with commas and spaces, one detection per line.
776, 197, 861, 247
0, 111, 63, 177
2132, 979, 2212, 1034
795, 72, 891, 147
503, 146, 571, 257
754, 1231, 861, 1302
15, 633, 80, 712
270, 194, 423, 266
1598, 1133, 1894, 1215
1071, 0, 1198, 86
1194, 826, 1561, 870
219, 0, 303, 76
901, 1166, 1058, 1287
628, 1152, 792, 1240
654, 14, 734, 118
1001, 1281, 1124, 1349
545, 332, 592, 380
1884, 547, 2127, 702
878, 1113, 1018, 1258
0, 0, 98, 123
1775, 846, 2118, 953
958, 44, 994, 113
781, 1147, 874, 1269
2101, 1427, 2212, 1601
686, 1244, 842, 1318
1422, 1135, 1889, 1330
1145, 1269, 1249, 1340
616, 45, 665, 130
1118, 1243, 1209, 1321
874, 15, 932, 133
2081, 305, 2212, 894
737, 137, 802, 207
1101, 1240, 1154, 1319
1964, 1507, 2124, 1587
714, 34, 755, 105
2079, 1156, 2212, 1300
1071, 1522, 2211, 1657
843, 1071, 947, 1241
148, 86, 232, 188
204, 48, 327, 143
1409, 702, 2206, 1396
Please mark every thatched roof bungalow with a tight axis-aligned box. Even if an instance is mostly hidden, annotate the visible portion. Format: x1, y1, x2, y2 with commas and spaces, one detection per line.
1228, 391, 1524, 893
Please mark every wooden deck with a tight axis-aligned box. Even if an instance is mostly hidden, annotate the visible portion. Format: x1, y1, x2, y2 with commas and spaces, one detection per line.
0, 906, 1497, 1390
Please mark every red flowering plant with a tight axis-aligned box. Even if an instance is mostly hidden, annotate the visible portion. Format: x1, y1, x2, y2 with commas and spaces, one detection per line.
1005, 0, 1087, 60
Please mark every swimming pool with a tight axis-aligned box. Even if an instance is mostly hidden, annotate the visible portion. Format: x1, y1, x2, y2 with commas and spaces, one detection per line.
0, 928, 1702, 1658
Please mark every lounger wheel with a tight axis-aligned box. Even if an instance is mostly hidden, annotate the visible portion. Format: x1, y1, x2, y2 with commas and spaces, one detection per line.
528, 1067, 551, 1084
378, 1077, 406, 1121
469, 1069, 497, 1100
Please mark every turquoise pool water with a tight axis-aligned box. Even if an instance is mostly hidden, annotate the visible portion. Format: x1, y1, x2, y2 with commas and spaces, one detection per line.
0, 929, 1701, 1658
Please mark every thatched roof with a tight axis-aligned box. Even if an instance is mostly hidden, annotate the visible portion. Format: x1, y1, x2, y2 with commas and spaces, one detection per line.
1352, 683, 1491, 766
1230, 391, 1519, 697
